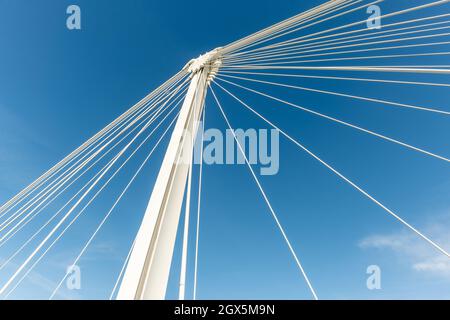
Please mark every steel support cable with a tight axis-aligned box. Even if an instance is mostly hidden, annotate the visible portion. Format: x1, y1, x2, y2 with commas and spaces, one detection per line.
119, 80, 206, 301
0, 87, 188, 244
0, 164, 111, 272
227, 0, 450, 58
0, 70, 187, 217
178, 76, 206, 300
0, 74, 188, 224
0, 81, 189, 240
0, 82, 186, 231
268, 0, 360, 34
221, 65, 450, 74
109, 239, 135, 300
0, 100, 169, 239
210, 86, 319, 300
0, 83, 188, 296
223, 33, 450, 67
213, 80, 450, 260
226, 0, 383, 58
224, 27, 450, 65
222, 0, 350, 55
219, 70, 450, 88
227, 0, 367, 57
0, 73, 189, 222
224, 14, 450, 61
3, 108, 180, 299
1, 87, 178, 222
224, 51, 450, 68
48, 109, 181, 300
217, 74, 450, 115
0, 96, 185, 275
0, 90, 188, 251
193, 104, 206, 300
222, 0, 351, 55
215, 75, 450, 162
0, 85, 189, 247
223, 23, 450, 64
222, 42, 450, 69
229, 0, 359, 56
0, 70, 185, 216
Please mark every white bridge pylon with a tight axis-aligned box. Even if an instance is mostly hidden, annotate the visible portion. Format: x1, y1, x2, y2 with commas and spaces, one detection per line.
117, 49, 222, 300
0, 0, 449, 301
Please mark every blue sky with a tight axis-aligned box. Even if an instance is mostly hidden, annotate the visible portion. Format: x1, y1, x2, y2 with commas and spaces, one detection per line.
0, 0, 449, 299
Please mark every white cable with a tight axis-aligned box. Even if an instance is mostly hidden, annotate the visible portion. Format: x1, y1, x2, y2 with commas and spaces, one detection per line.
210, 86, 319, 300
216, 75, 450, 162
227, 0, 367, 55
0, 103, 166, 240
0, 70, 187, 218
224, 19, 450, 62
0, 82, 189, 296
222, 65, 450, 75
178, 87, 199, 301
2, 103, 183, 299
0, 93, 186, 262
0, 106, 163, 246
227, 0, 383, 56
233, 12, 450, 58
224, 36, 450, 67
109, 239, 135, 300
0, 80, 189, 235
49, 110, 180, 300
219, 70, 450, 88
0, 76, 188, 226
0, 165, 109, 272
0, 80, 182, 227
213, 80, 450, 260
222, 0, 351, 54
0, 86, 188, 244
228, 0, 450, 57
225, 51, 450, 68
216, 74, 450, 115
193, 105, 206, 300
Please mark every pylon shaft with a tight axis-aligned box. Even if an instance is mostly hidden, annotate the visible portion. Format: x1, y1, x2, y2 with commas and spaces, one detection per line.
117, 69, 209, 300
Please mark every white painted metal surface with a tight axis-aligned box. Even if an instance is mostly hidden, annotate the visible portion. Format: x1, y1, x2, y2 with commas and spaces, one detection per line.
117, 50, 220, 300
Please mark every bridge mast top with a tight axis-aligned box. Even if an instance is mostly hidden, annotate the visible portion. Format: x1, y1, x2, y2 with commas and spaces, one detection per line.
184, 47, 223, 82
118, 47, 220, 300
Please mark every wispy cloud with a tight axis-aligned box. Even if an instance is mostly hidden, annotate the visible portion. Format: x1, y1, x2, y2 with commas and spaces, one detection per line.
81, 241, 122, 262
359, 214, 450, 280
23, 268, 82, 300
413, 256, 450, 275
0, 257, 81, 300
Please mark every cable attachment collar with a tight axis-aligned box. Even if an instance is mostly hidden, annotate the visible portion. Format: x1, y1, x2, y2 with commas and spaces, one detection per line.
183, 47, 222, 83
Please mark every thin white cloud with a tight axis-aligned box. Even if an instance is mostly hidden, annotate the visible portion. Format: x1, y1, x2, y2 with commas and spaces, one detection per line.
359, 233, 411, 251
413, 256, 450, 277
24, 269, 82, 300
0, 257, 81, 300
359, 214, 450, 280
